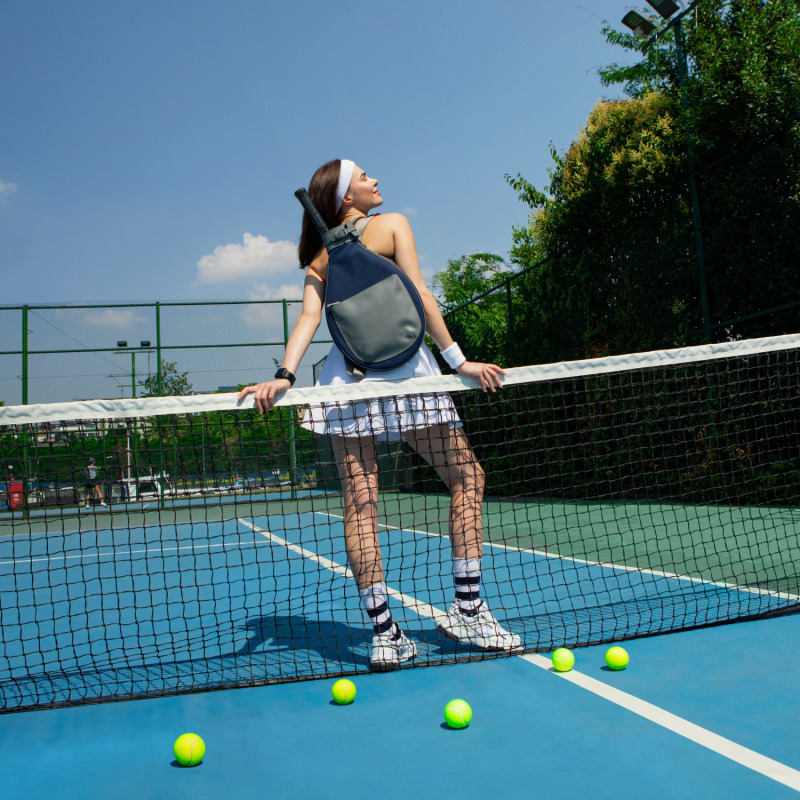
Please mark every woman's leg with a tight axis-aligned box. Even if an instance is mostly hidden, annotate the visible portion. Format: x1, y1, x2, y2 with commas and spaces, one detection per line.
330, 434, 416, 669
401, 423, 484, 561
402, 423, 520, 650
330, 434, 382, 590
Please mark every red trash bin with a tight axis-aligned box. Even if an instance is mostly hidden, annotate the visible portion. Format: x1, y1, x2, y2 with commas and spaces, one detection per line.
7, 481, 23, 510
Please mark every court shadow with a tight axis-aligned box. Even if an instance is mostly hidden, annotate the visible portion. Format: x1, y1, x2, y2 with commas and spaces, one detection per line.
237, 614, 371, 668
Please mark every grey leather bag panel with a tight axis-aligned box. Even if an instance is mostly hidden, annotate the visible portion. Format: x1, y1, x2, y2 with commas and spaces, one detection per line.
328, 274, 423, 364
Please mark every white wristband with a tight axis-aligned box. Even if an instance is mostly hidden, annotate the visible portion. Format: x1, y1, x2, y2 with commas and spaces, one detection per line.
441, 342, 466, 370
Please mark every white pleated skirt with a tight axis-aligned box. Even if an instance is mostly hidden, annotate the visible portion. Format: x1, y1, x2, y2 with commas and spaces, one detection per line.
301, 343, 462, 440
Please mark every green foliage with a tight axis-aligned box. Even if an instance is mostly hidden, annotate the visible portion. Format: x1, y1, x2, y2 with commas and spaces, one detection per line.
138, 360, 194, 397
487, 0, 800, 363
433, 253, 514, 365
506, 93, 697, 362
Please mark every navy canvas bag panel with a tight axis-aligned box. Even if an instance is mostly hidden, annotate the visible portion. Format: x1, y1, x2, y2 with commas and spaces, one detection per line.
295, 188, 426, 378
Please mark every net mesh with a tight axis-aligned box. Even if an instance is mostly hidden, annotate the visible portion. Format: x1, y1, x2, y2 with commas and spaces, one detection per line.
1, 334, 799, 712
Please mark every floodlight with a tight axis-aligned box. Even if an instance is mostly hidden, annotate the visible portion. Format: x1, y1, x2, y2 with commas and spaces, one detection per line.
645, 0, 681, 20
117, 341, 128, 348
140, 340, 151, 347
621, 10, 656, 36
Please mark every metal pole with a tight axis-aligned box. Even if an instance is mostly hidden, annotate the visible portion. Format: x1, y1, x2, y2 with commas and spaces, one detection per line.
131, 351, 137, 399
21, 305, 28, 405
21, 306, 29, 517
283, 299, 297, 499
156, 302, 163, 396
674, 18, 711, 342
505, 278, 514, 364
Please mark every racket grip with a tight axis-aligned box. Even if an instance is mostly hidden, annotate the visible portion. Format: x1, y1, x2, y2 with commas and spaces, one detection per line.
294, 188, 329, 236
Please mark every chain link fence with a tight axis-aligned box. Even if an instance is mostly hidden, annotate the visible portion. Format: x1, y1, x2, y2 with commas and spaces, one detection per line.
0, 301, 332, 407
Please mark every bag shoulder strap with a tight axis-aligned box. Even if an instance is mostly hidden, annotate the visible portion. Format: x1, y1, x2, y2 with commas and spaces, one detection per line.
322, 214, 380, 251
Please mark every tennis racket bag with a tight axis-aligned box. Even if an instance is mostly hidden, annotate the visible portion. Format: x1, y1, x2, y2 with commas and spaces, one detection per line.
295, 188, 426, 379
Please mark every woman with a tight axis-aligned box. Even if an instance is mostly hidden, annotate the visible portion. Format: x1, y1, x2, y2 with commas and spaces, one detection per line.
239, 159, 520, 670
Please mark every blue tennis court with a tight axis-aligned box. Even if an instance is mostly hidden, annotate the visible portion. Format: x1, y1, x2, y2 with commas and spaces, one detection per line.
2, 494, 797, 710
0, 611, 798, 799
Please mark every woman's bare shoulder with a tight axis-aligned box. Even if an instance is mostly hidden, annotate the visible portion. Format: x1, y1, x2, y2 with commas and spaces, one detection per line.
367, 212, 410, 230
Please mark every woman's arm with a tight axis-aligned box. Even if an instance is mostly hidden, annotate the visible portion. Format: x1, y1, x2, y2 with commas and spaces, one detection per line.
387, 214, 506, 392
238, 266, 325, 412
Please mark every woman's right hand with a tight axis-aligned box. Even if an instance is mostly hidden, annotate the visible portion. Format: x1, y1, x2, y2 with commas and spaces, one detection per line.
238, 379, 292, 413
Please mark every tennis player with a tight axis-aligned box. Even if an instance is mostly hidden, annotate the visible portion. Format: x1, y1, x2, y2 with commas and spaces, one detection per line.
83, 457, 107, 509
240, 159, 521, 669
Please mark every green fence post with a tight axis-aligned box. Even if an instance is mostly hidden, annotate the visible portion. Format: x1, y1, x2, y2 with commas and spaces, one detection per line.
283, 299, 297, 499
505, 278, 514, 365
154, 303, 166, 507
21, 305, 28, 405
20, 306, 31, 517
156, 302, 163, 396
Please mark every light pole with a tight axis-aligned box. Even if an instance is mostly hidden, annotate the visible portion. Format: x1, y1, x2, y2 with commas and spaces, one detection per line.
114, 340, 155, 397
622, 0, 711, 342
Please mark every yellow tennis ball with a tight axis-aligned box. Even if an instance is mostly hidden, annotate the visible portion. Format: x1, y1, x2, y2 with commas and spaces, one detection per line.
173, 733, 205, 767
331, 678, 357, 705
444, 699, 472, 729
551, 647, 575, 672
605, 646, 629, 670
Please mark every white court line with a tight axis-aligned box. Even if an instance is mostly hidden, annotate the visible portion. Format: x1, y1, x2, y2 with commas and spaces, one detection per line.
521, 653, 800, 793
0, 538, 269, 567
246, 514, 800, 793
317, 511, 799, 602
237, 519, 448, 625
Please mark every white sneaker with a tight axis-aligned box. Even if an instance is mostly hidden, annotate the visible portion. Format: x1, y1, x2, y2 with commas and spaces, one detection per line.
100, 502, 108, 507
437, 601, 522, 651
370, 629, 417, 671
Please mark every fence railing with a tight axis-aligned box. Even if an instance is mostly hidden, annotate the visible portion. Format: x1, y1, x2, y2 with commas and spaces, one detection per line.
0, 300, 332, 406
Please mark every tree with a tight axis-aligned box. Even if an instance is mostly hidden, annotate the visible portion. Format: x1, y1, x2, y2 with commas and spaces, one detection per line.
501, 0, 800, 362
138, 360, 193, 397
433, 253, 513, 365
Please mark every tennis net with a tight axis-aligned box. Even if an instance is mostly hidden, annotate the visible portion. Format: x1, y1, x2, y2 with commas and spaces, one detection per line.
1, 333, 799, 711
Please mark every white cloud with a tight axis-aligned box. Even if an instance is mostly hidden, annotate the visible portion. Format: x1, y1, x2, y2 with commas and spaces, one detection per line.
81, 309, 149, 327
196, 233, 297, 284
239, 282, 304, 328
0, 179, 17, 196
250, 281, 304, 301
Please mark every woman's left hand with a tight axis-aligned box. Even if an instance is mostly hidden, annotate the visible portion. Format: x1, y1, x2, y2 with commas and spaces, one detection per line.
455, 361, 506, 392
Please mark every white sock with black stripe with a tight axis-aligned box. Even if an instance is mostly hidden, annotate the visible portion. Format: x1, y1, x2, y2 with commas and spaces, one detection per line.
359, 582, 399, 639
453, 557, 482, 616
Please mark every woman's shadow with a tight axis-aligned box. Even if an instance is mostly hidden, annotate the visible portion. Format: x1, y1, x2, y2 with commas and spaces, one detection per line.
236, 614, 372, 670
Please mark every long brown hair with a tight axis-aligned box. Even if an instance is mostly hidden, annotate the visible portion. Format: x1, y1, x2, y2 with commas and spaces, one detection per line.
298, 159, 344, 268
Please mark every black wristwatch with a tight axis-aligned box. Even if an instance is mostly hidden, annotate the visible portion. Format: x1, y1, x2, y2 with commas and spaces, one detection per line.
274, 368, 296, 386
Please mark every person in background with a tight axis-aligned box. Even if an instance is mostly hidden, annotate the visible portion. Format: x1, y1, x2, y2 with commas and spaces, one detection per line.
84, 457, 107, 508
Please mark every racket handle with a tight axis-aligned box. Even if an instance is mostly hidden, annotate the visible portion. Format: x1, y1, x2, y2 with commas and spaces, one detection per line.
294, 188, 328, 236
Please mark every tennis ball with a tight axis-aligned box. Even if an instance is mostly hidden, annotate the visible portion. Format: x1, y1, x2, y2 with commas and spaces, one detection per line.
173, 733, 205, 767
551, 647, 575, 672
444, 699, 472, 729
605, 646, 629, 670
331, 678, 357, 705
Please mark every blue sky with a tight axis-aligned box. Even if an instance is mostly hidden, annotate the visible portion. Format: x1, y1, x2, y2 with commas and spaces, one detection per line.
1, 0, 639, 307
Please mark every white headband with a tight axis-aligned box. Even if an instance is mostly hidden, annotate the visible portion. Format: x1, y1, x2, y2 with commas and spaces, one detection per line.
335, 159, 356, 211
